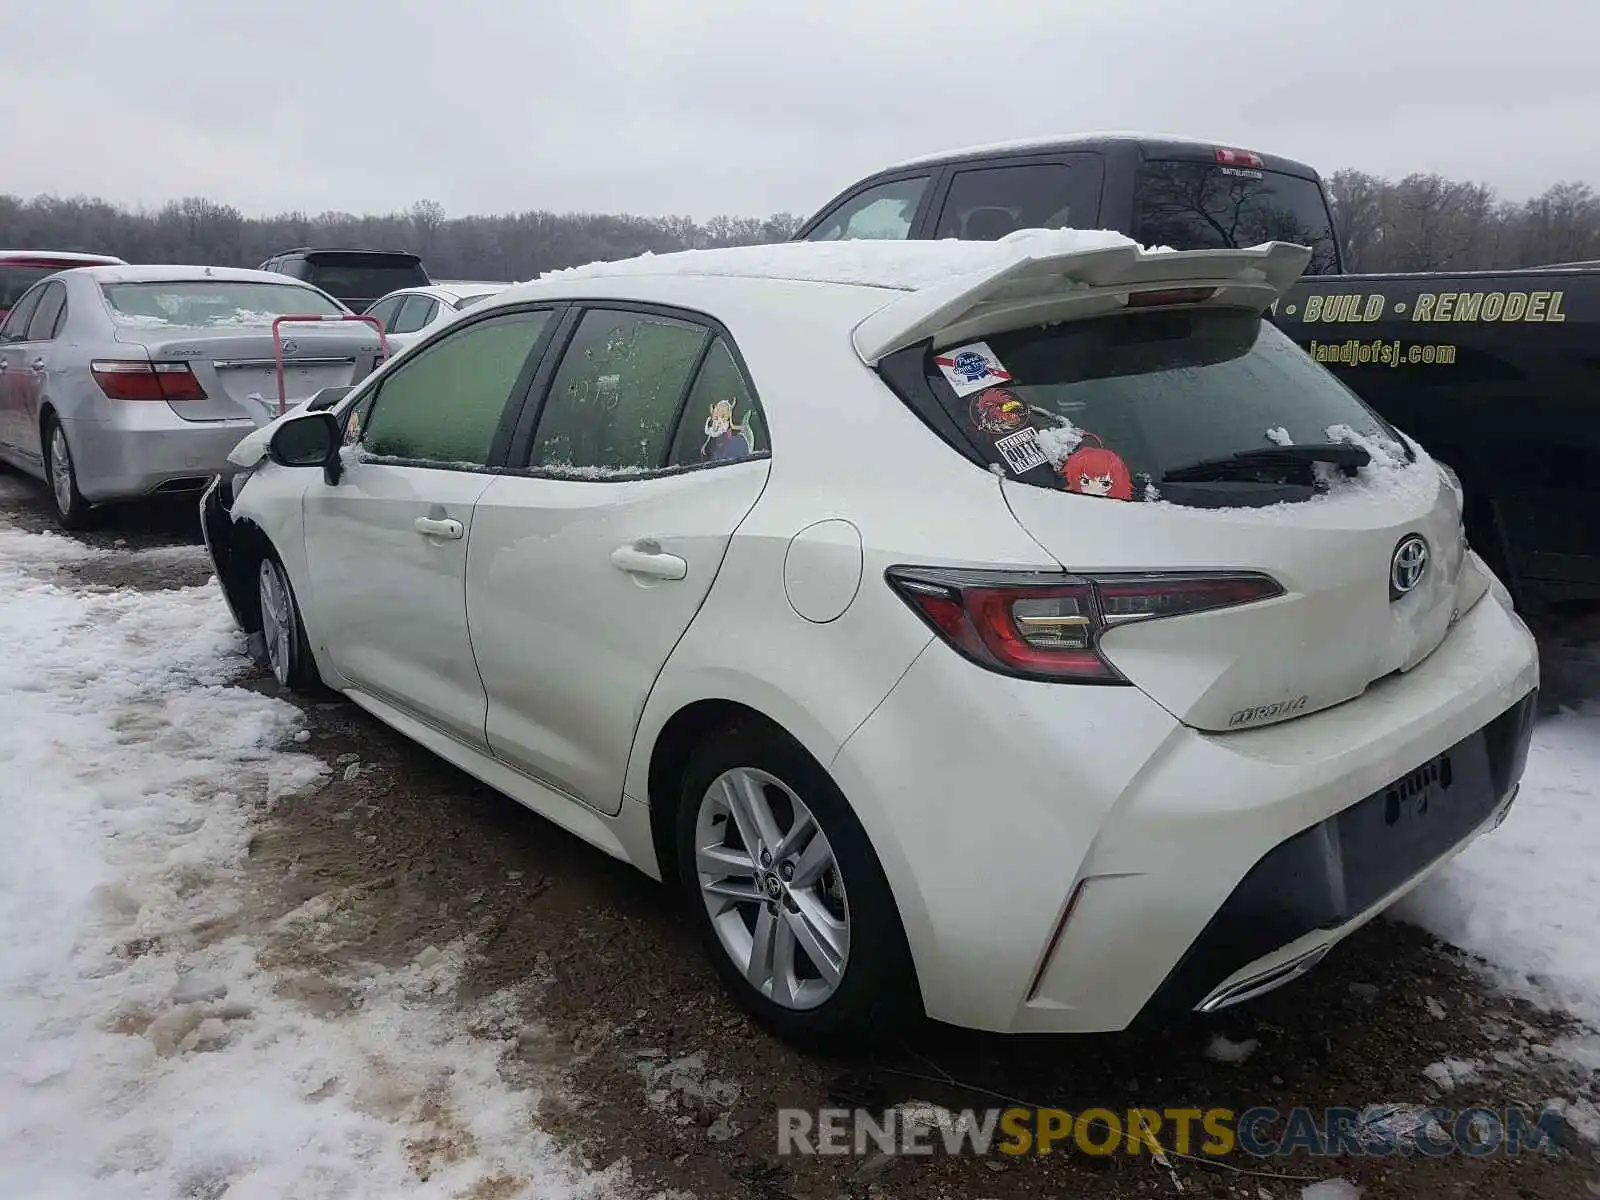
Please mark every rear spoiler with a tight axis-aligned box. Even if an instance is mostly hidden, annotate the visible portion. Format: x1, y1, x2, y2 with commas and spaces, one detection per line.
852, 241, 1312, 364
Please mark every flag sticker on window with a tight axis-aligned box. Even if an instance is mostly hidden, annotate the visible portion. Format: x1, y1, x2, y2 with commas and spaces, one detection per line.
934, 341, 1013, 397
994, 427, 1049, 475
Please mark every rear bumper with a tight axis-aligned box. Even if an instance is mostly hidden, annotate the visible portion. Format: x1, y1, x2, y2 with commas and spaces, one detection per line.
1134, 688, 1536, 1024
64, 411, 254, 503
829, 583, 1540, 1034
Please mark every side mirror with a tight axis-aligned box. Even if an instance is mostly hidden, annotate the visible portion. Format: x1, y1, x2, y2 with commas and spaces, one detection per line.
267, 411, 343, 484
306, 385, 354, 412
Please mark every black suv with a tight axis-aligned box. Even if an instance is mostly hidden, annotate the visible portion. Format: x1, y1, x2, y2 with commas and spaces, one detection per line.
792, 133, 1344, 275
258, 247, 431, 311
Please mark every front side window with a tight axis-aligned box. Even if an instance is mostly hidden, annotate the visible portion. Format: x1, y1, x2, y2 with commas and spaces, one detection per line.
360, 309, 552, 466
806, 176, 930, 241
933, 162, 1101, 240
528, 309, 709, 476
0, 267, 60, 319
666, 337, 767, 467
1135, 161, 1341, 275
100, 280, 343, 326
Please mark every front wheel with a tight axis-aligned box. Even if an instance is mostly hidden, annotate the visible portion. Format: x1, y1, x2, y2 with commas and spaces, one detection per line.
676, 721, 918, 1050
43, 417, 97, 530
256, 553, 321, 691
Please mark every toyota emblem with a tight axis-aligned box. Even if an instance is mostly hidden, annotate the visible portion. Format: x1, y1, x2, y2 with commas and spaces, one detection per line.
1390, 534, 1429, 599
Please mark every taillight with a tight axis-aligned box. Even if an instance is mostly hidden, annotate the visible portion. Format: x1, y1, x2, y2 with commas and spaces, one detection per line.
1214, 146, 1264, 168
886, 567, 1283, 683
91, 360, 207, 402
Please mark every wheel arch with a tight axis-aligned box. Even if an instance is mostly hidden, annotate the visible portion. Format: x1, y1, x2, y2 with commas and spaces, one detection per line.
646, 698, 796, 886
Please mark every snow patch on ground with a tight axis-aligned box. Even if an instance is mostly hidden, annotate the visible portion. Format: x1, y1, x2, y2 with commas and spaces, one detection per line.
1203, 1034, 1260, 1064
1399, 705, 1600, 1045
0, 522, 620, 1199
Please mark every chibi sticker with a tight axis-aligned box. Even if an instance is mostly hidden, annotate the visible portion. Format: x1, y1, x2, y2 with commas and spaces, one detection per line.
934, 341, 1013, 397
994, 427, 1050, 475
702, 398, 757, 461
1060, 434, 1134, 501
969, 386, 1030, 434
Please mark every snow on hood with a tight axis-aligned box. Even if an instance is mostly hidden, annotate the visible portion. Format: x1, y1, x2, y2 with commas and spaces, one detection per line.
535, 227, 1173, 293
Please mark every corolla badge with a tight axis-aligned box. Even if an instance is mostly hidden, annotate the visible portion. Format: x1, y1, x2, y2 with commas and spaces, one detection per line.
1390, 534, 1429, 599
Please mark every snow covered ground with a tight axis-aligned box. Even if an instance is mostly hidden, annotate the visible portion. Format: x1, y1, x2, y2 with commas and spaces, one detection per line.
1400, 701, 1600, 1047
0, 498, 1595, 1198
0, 526, 625, 1199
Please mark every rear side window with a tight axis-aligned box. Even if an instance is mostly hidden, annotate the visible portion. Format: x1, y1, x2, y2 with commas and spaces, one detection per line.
529, 309, 708, 475
100, 280, 342, 326
364, 295, 404, 331
666, 337, 766, 467
361, 309, 552, 466
0, 266, 60, 316
1135, 161, 1341, 275
805, 176, 930, 241
0, 286, 44, 341
932, 162, 1101, 240
27, 283, 67, 340
391, 294, 438, 334
896, 309, 1406, 508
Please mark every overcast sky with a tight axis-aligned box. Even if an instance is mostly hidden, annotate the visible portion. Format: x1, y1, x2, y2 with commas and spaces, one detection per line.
2, 0, 1587, 221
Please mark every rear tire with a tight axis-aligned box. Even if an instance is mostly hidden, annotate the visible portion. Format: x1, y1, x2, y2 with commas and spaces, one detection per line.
675, 719, 919, 1052
42, 415, 97, 531
256, 551, 321, 692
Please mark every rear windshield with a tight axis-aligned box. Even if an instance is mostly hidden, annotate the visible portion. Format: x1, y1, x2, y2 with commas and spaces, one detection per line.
1135, 161, 1341, 275
305, 257, 428, 297
101, 280, 344, 326
1, 266, 60, 313
906, 308, 1408, 508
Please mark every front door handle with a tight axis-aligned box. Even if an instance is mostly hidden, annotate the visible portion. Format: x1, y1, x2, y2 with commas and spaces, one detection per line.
414, 516, 464, 540
610, 541, 687, 581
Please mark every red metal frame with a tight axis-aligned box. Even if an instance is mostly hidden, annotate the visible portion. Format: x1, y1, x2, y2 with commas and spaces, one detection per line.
271, 314, 389, 416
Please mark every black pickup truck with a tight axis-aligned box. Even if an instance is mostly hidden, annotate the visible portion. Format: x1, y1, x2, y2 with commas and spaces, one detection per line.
797, 133, 1600, 615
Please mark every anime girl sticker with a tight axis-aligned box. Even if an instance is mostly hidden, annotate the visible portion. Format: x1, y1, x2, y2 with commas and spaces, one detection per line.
701, 398, 757, 461
1060, 433, 1134, 500
969, 386, 1030, 435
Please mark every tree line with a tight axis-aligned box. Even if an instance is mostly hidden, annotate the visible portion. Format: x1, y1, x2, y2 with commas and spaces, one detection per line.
2, 171, 1597, 279
0, 195, 804, 280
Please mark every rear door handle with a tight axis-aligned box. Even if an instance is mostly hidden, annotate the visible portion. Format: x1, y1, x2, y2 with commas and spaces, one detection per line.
30, 358, 45, 373
414, 516, 464, 540
610, 541, 687, 581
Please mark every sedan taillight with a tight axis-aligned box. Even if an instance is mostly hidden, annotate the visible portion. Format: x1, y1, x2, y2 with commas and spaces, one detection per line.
886, 566, 1283, 683
90, 360, 207, 402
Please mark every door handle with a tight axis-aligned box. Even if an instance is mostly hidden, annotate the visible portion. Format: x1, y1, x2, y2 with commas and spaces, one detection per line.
610, 541, 687, 581
30, 358, 45, 373
414, 516, 464, 540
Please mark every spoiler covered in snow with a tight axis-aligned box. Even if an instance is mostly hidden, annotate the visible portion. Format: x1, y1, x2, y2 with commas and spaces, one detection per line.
851, 241, 1314, 364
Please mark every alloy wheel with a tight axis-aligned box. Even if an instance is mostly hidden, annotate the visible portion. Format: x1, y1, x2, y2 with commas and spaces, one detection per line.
694, 767, 850, 1010
257, 559, 294, 687
49, 427, 75, 516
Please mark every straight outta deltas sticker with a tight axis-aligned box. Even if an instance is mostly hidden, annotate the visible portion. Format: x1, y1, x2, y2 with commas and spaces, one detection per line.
994, 427, 1049, 475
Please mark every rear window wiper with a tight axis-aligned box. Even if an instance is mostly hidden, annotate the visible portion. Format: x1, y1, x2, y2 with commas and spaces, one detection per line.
1162, 442, 1371, 483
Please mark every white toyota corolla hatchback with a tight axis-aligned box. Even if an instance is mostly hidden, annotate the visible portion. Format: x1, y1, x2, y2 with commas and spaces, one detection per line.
202, 230, 1539, 1048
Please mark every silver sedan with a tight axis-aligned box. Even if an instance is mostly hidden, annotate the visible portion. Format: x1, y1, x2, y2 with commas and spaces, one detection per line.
0, 264, 386, 528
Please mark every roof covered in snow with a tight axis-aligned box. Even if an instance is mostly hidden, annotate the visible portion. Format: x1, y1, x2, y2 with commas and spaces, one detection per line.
531, 227, 1155, 293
